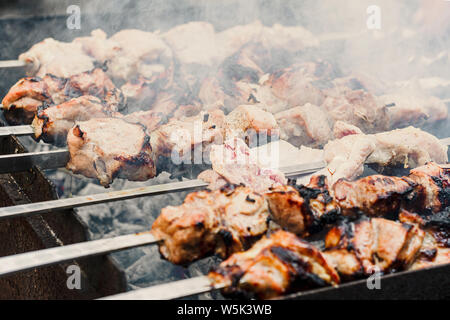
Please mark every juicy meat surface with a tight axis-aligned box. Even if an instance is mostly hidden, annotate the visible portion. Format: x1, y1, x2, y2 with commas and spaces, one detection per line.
322, 88, 389, 133
120, 110, 165, 133
334, 162, 449, 216
332, 120, 363, 139
19, 38, 95, 78
266, 176, 339, 235
266, 63, 327, 107
324, 218, 425, 276
149, 109, 226, 160
151, 185, 269, 264
403, 209, 450, 271
224, 105, 279, 141
209, 230, 339, 299
32, 95, 119, 145
275, 103, 333, 148
379, 93, 448, 129
264, 163, 448, 234
206, 137, 287, 193
66, 118, 156, 187
2, 68, 124, 125
319, 126, 448, 184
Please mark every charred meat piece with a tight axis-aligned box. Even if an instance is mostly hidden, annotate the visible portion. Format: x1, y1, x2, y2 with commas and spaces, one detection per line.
32, 95, 119, 145
2, 68, 124, 125
1, 74, 70, 125
151, 185, 269, 265
19, 38, 95, 78
403, 208, 450, 270
332, 175, 416, 217
324, 218, 425, 277
266, 176, 339, 235
333, 162, 449, 216
66, 118, 156, 187
265, 163, 448, 234
209, 230, 339, 299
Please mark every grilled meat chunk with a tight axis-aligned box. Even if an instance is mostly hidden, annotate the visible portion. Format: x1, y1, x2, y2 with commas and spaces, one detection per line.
319, 126, 448, 184
2, 68, 124, 125
333, 162, 449, 216
66, 118, 156, 187
163, 22, 220, 67
322, 88, 389, 133
2, 75, 62, 125
266, 176, 339, 235
150, 109, 226, 160
332, 120, 363, 139
403, 208, 450, 270
206, 137, 286, 193
209, 230, 339, 299
265, 163, 448, 234
19, 38, 95, 78
224, 105, 279, 141
324, 218, 426, 277
120, 110, 166, 133
76, 29, 174, 88
32, 95, 119, 145
266, 63, 327, 108
151, 185, 269, 265
275, 103, 333, 148
378, 93, 448, 129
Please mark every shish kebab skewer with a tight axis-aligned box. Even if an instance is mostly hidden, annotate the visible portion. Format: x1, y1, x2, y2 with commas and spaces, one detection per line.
0, 162, 447, 280
0, 132, 447, 176
0, 161, 322, 277
102, 210, 450, 300
0, 160, 325, 220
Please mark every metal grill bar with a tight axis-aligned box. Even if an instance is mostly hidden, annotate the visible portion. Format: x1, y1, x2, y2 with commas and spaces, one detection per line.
0, 232, 158, 277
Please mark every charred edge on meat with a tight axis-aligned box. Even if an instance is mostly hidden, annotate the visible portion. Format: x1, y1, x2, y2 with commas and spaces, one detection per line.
270, 246, 328, 290
73, 124, 84, 138
294, 181, 340, 232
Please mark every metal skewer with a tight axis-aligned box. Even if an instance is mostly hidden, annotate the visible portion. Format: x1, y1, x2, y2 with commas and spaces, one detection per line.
0, 149, 69, 174
0, 232, 158, 277
100, 276, 222, 300
0, 124, 34, 137
0, 161, 326, 220
0, 137, 449, 174
0, 162, 324, 279
0, 60, 26, 68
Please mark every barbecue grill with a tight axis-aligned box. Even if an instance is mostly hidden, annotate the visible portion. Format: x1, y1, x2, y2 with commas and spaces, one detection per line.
0, 0, 449, 300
